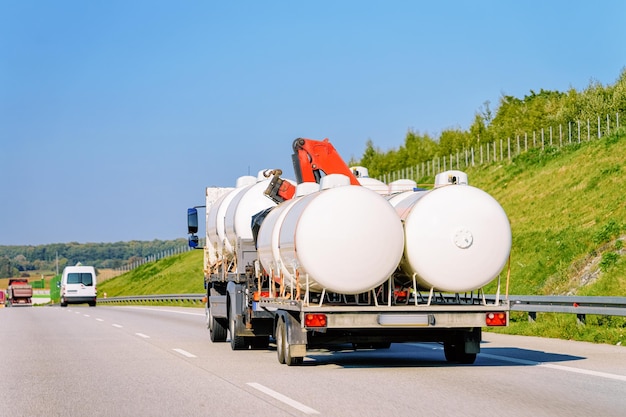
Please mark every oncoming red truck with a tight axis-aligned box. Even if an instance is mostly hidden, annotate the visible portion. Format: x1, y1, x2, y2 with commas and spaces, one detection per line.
6, 278, 33, 307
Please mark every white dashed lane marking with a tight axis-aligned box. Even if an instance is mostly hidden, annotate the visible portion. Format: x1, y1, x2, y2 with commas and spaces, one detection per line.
247, 382, 320, 415
173, 348, 196, 358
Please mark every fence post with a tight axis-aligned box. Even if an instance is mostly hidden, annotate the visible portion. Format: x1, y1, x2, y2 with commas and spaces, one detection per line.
587, 119, 590, 141
549, 126, 553, 146
541, 128, 545, 150
525, 132, 528, 151
569, 121, 572, 144
598, 115, 601, 138
607, 114, 610, 135
578, 120, 581, 143
507, 137, 511, 160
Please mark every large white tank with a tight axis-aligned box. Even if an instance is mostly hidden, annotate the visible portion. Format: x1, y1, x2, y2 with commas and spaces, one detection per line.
259, 179, 405, 294
224, 172, 277, 255
256, 183, 318, 278
390, 182, 511, 292
351, 166, 389, 195
206, 176, 256, 263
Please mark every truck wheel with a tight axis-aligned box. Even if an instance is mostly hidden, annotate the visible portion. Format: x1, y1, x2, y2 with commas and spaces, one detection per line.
229, 300, 246, 350
276, 320, 286, 364
444, 340, 476, 364
208, 305, 227, 343
277, 319, 303, 366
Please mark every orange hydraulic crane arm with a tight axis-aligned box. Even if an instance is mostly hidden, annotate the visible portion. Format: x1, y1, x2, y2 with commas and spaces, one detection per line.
291, 138, 360, 185
264, 137, 360, 204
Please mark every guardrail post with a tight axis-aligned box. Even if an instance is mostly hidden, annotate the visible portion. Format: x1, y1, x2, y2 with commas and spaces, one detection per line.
528, 311, 537, 322
576, 313, 586, 325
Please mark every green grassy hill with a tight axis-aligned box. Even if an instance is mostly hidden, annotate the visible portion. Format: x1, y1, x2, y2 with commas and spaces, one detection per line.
101, 130, 626, 343
473, 129, 626, 298
98, 249, 204, 297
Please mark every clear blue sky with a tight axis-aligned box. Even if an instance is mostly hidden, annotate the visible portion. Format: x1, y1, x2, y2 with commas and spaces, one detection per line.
1, 0, 624, 245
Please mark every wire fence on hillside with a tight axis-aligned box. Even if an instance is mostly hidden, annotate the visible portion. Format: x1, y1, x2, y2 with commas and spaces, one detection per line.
376, 112, 621, 184
114, 244, 194, 275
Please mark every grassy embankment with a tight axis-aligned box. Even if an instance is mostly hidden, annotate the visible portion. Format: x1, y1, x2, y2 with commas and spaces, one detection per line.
98, 249, 204, 298
472, 129, 626, 344
100, 130, 626, 344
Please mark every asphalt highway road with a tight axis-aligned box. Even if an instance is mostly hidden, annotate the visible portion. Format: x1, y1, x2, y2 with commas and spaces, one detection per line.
1, 306, 625, 417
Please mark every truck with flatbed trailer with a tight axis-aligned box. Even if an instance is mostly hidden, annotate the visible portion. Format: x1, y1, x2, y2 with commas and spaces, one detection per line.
6, 278, 33, 307
187, 138, 512, 365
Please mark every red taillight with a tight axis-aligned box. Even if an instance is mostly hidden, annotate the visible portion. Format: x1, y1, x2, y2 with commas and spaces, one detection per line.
486, 312, 507, 326
305, 314, 327, 328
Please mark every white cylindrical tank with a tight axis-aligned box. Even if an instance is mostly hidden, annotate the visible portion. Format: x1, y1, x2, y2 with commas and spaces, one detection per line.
206, 176, 256, 262
389, 179, 417, 193
256, 182, 319, 277
224, 172, 277, 254
264, 184, 404, 294
351, 166, 389, 195
390, 184, 511, 292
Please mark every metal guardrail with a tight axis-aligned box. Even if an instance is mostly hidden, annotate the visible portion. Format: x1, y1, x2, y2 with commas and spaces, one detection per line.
98, 294, 204, 304
97, 294, 626, 321
507, 295, 626, 323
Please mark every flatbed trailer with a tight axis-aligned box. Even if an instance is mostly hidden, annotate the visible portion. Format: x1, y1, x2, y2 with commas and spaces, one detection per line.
202, 239, 509, 365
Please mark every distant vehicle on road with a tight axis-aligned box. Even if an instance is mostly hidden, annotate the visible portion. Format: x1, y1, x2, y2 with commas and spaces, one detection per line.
6, 278, 33, 307
60, 265, 97, 307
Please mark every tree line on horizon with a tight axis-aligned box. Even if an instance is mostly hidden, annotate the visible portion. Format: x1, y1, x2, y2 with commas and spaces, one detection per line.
353, 69, 626, 178
0, 239, 188, 278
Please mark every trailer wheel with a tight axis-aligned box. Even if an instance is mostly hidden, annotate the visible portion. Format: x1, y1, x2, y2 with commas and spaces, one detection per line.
208, 304, 227, 343
276, 320, 286, 364
277, 319, 303, 366
229, 299, 246, 350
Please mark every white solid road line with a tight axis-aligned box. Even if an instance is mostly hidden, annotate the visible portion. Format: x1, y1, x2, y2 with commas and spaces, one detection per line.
173, 348, 197, 358
247, 382, 320, 415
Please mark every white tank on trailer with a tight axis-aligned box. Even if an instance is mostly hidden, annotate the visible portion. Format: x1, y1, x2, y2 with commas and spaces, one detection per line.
256, 182, 319, 278
259, 174, 405, 294
206, 176, 256, 263
389, 179, 417, 193
224, 171, 277, 255
350, 166, 389, 195
389, 171, 511, 292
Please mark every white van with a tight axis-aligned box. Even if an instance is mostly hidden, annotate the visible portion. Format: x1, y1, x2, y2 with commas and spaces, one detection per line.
60, 264, 97, 307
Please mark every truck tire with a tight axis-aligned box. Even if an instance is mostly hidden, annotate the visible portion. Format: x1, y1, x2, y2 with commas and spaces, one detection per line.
277, 318, 303, 366
229, 298, 246, 350
276, 320, 286, 364
208, 304, 227, 343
